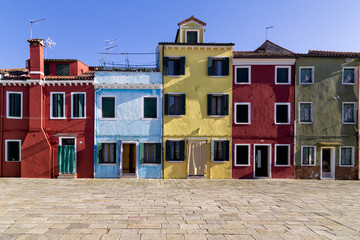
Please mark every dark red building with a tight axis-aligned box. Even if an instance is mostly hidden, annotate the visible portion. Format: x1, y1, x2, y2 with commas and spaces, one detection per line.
0, 39, 94, 178
232, 41, 295, 179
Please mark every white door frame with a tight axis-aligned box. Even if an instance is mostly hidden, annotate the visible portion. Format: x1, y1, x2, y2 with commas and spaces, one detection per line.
58, 136, 77, 175
253, 144, 272, 178
120, 141, 138, 177
320, 147, 335, 179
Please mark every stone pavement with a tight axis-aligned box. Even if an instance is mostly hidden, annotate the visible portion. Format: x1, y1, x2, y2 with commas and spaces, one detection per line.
0, 178, 359, 240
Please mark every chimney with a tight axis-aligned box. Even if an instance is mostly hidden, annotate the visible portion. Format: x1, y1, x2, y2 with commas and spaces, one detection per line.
28, 39, 45, 80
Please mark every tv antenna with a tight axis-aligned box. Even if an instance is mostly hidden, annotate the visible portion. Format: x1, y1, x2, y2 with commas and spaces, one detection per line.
44, 37, 56, 58
266, 26, 274, 40
105, 39, 118, 67
30, 18, 45, 39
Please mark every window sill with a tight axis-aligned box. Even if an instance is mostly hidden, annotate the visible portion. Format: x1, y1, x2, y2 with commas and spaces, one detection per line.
141, 163, 161, 165
210, 115, 226, 117
166, 115, 184, 117
50, 117, 66, 120
71, 117, 86, 120
166, 75, 183, 77
99, 118, 117, 121
99, 163, 117, 165
342, 82, 356, 85
209, 76, 226, 78
5, 160, 21, 162
275, 122, 290, 125
274, 164, 291, 167
6, 117, 22, 119
299, 82, 314, 85
339, 165, 354, 167
299, 122, 313, 124
275, 82, 291, 85
342, 122, 356, 124
234, 122, 250, 125
211, 160, 229, 163
301, 164, 316, 167
166, 160, 184, 163
235, 82, 250, 85
234, 164, 250, 167
141, 118, 159, 120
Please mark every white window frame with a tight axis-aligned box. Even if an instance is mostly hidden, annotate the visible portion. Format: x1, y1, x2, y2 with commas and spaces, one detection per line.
234, 102, 251, 124
299, 66, 315, 85
299, 102, 313, 124
274, 103, 291, 125
234, 66, 251, 84
6, 91, 23, 119
185, 29, 199, 43
342, 67, 357, 85
234, 144, 250, 166
342, 102, 356, 124
274, 144, 291, 167
142, 96, 159, 120
5, 139, 21, 162
301, 146, 316, 166
50, 92, 66, 119
275, 66, 291, 85
339, 146, 355, 167
71, 92, 86, 119
100, 95, 117, 120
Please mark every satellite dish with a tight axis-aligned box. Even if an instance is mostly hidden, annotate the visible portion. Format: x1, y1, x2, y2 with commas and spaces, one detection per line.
46, 37, 56, 49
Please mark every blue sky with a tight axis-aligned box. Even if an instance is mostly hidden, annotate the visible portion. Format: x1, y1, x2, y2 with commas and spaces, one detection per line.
1, 0, 360, 68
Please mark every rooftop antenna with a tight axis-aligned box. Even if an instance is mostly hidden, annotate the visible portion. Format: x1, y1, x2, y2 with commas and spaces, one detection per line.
105, 39, 117, 68
266, 26, 274, 40
30, 18, 45, 39
44, 37, 56, 58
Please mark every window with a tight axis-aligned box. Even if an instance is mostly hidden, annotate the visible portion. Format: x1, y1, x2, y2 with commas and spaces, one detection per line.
275, 145, 290, 166
7, 92, 22, 119
72, 93, 85, 118
142, 143, 161, 164
339, 147, 354, 166
165, 94, 185, 116
301, 146, 316, 166
143, 97, 157, 119
234, 103, 250, 124
342, 67, 356, 84
208, 57, 229, 76
5, 140, 21, 162
99, 143, 116, 164
342, 102, 356, 124
51, 92, 65, 119
235, 66, 250, 84
211, 140, 229, 162
166, 140, 185, 161
275, 103, 290, 124
234, 144, 250, 166
207, 94, 229, 116
56, 64, 70, 76
186, 31, 198, 43
299, 102, 313, 123
299, 67, 314, 84
44, 63, 50, 76
163, 57, 185, 76
275, 66, 291, 84
101, 96, 115, 119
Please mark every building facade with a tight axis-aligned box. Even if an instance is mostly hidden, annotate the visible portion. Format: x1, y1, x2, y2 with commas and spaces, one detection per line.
94, 71, 163, 179
158, 16, 234, 179
232, 41, 295, 179
295, 51, 359, 179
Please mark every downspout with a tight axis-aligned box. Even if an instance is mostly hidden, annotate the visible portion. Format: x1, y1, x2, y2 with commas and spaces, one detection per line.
161, 44, 165, 178
94, 86, 101, 178
42, 79, 53, 178
358, 63, 360, 180
294, 57, 298, 179
0, 84, 3, 177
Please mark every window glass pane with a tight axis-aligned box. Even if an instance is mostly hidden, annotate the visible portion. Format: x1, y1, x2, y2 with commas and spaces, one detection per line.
341, 148, 353, 165
144, 98, 157, 118
187, 31, 197, 43
277, 68, 289, 83
9, 93, 21, 117
102, 97, 115, 118
169, 59, 180, 75
343, 69, 355, 83
101, 143, 116, 164
214, 141, 224, 161
300, 103, 312, 122
169, 95, 181, 115
236, 104, 249, 123
343, 104, 355, 123
236, 145, 249, 165
56, 64, 70, 76
236, 68, 249, 83
276, 105, 289, 123
73, 93, 84, 118
302, 147, 314, 165
144, 144, 157, 163
300, 68, 313, 83
276, 146, 289, 165
7, 141, 20, 161
52, 94, 64, 118
169, 141, 181, 161
44, 64, 50, 76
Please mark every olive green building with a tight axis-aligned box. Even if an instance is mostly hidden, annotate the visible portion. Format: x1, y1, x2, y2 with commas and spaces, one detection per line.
295, 51, 359, 179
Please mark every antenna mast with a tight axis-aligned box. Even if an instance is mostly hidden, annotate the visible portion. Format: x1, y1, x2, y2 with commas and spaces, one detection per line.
105, 39, 118, 68
266, 26, 274, 40
30, 19, 45, 39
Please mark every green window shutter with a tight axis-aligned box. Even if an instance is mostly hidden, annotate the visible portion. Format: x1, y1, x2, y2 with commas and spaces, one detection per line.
166, 141, 170, 160
223, 58, 229, 76
223, 95, 229, 115
224, 141, 229, 161
57, 94, 63, 117
139, 143, 144, 164
156, 143, 161, 164
144, 98, 157, 118
180, 94, 186, 115
180, 140, 185, 161
210, 140, 214, 161
163, 57, 169, 75
208, 57, 213, 75
180, 57, 185, 75
207, 94, 213, 115
97, 143, 102, 164
164, 94, 169, 115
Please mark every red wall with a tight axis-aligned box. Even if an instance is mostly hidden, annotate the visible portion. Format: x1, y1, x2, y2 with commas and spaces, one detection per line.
46, 61, 89, 76
232, 64, 295, 179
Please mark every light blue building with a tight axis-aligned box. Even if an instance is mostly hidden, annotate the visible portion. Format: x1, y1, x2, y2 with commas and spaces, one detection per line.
94, 71, 163, 178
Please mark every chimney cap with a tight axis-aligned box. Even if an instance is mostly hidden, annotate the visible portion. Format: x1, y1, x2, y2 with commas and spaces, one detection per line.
28, 39, 45, 46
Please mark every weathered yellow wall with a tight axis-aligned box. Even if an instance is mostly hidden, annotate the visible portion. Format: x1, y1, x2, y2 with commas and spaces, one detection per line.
161, 45, 233, 179
179, 22, 204, 43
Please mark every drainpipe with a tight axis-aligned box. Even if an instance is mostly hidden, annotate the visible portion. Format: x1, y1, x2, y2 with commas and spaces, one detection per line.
0, 84, 3, 177
358, 64, 360, 180
161, 44, 165, 178
94, 86, 101, 178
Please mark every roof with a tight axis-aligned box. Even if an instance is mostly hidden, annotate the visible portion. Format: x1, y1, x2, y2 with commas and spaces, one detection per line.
234, 40, 296, 58
1, 71, 94, 81
26, 59, 79, 63
178, 16, 206, 27
299, 50, 360, 58
158, 42, 234, 46
0, 68, 28, 74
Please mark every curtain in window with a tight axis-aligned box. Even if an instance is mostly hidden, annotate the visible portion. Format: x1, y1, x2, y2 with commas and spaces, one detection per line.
102, 143, 115, 163
343, 104, 355, 122
53, 94, 64, 118
303, 147, 314, 165
300, 103, 311, 122
73, 94, 84, 118
341, 148, 352, 165
58, 145, 75, 174
343, 69, 355, 83
188, 142, 206, 176
301, 69, 312, 83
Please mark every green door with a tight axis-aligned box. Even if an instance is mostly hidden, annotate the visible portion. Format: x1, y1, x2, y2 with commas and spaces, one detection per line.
58, 145, 76, 174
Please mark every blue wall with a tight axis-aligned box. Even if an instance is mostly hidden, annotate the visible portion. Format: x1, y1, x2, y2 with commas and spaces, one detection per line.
94, 72, 163, 179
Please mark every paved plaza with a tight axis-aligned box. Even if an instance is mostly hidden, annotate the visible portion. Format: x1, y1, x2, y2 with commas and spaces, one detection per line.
0, 178, 359, 240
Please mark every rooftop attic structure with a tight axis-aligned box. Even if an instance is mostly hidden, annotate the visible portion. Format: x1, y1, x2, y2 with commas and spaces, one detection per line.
175, 16, 206, 43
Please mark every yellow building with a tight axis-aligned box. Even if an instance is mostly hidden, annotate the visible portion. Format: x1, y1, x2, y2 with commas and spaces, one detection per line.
157, 16, 234, 179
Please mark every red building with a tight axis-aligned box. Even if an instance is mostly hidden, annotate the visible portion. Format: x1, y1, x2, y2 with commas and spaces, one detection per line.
232, 41, 295, 179
0, 39, 94, 178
